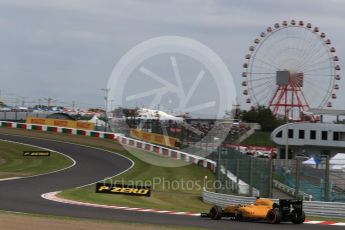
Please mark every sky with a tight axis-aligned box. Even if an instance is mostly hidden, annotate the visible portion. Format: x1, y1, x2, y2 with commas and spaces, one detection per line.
0, 0, 344, 117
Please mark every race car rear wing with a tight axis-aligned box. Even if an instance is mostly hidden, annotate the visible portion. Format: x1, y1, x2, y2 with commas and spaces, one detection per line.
279, 199, 303, 215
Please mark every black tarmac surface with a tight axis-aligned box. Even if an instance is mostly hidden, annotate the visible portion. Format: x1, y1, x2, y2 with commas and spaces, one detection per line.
0, 133, 342, 229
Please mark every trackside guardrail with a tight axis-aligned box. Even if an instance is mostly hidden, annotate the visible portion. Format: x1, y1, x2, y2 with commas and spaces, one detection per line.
203, 188, 345, 218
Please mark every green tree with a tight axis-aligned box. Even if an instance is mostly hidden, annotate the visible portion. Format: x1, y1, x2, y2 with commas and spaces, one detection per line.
241, 108, 258, 122
241, 106, 284, 131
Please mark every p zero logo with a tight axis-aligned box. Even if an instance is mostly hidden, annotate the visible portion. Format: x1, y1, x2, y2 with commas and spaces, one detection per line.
23, 151, 51, 156
95, 183, 151, 197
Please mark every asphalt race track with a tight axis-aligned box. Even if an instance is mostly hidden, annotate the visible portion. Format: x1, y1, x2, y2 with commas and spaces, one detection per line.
0, 133, 342, 230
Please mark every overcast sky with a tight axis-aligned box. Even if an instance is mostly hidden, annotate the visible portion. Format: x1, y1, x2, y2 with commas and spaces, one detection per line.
0, 0, 344, 116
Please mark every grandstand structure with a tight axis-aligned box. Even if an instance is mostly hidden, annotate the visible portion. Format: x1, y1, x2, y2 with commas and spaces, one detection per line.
109, 107, 250, 149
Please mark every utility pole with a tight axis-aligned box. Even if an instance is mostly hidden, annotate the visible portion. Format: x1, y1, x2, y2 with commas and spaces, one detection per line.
21, 97, 26, 107
101, 88, 110, 132
101, 88, 110, 112
0, 89, 3, 106
44, 98, 52, 108
110, 99, 114, 112
15, 98, 19, 108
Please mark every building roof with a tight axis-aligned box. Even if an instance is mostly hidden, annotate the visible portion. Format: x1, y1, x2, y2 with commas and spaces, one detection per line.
307, 109, 345, 116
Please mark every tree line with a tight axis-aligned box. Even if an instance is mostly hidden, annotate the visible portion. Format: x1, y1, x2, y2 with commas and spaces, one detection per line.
238, 106, 285, 132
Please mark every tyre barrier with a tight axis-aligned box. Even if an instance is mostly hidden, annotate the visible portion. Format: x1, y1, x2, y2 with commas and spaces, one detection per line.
203, 188, 345, 218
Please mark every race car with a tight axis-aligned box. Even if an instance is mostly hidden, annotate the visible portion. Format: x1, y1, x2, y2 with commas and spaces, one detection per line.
201, 198, 305, 224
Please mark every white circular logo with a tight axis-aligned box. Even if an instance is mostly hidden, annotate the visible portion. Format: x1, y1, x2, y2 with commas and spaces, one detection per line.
107, 36, 236, 167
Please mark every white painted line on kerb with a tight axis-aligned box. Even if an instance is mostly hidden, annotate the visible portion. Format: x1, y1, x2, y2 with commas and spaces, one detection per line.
41, 191, 201, 217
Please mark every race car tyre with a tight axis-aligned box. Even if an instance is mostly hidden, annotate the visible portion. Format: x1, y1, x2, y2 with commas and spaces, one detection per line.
235, 212, 243, 221
272, 203, 279, 209
291, 210, 306, 224
266, 209, 282, 224
209, 205, 223, 220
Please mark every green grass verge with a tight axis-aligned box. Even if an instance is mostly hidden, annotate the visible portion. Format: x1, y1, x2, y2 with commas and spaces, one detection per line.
59, 147, 215, 212
0, 210, 205, 230
240, 131, 275, 147
0, 140, 73, 179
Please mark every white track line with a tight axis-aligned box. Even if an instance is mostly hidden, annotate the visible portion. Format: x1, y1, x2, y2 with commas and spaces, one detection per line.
0, 139, 76, 181
41, 191, 201, 217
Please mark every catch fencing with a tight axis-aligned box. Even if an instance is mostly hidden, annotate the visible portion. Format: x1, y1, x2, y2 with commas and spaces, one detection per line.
209, 147, 345, 202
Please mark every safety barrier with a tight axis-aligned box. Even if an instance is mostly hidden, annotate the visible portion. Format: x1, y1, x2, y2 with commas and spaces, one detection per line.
0, 121, 216, 172
203, 188, 345, 218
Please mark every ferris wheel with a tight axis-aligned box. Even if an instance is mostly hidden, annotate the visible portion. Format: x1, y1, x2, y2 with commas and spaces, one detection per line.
242, 20, 341, 120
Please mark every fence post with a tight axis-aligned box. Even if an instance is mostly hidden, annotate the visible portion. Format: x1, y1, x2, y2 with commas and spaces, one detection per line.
249, 158, 253, 196
236, 159, 240, 195
222, 159, 228, 194
295, 158, 301, 199
324, 155, 330, 202
268, 159, 273, 198
216, 147, 221, 193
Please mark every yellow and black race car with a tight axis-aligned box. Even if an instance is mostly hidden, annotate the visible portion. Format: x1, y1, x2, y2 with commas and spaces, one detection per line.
201, 198, 305, 224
